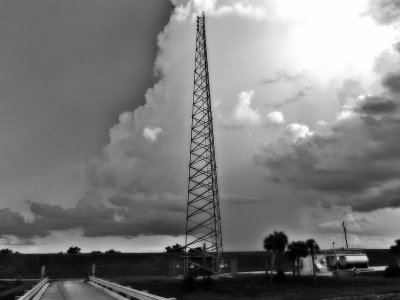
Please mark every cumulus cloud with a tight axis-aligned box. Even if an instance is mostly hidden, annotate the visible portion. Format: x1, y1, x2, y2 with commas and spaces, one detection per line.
267, 111, 285, 124
286, 123, 313, 140
173, 0, 267, 21
232, 90, 261, 126
193, 0, 217, 12
143, 127, 162, 143
336, 105, 355, 120
219, 2, 267, 20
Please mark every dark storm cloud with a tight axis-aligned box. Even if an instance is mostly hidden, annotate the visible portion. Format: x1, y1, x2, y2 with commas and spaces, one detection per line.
256, 106, 400, 212
256, 131, 400, 192
306, 168, 399, 193
0, 192, 185, 240
29, 195, 116, 236
108, 193, 184, 213
368, 0, 400, 24
0, 208, 47, 238
0, 0, 173, 182
355, 95, 397, 114
382, 72, 400, 93
352, 195, 400, 212
33, 192, 185, 237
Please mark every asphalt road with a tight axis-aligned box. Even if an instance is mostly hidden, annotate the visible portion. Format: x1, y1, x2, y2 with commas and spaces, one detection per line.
40, 279, 115, 300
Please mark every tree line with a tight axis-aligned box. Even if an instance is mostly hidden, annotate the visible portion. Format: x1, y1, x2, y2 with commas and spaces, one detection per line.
0, 247, 122, 255
165, 234, 400, 281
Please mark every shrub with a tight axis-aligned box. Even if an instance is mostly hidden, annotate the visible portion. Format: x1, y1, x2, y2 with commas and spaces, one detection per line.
67, 246, 81, 254
385, 265, 400, 278
105, 249, 121, 254
165, 243, 184, 253
0, 248, 13, 255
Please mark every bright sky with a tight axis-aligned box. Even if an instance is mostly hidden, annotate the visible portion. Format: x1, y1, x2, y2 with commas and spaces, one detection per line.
1, 0, 400, 253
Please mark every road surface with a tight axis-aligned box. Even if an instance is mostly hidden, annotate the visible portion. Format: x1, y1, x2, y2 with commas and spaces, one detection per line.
40, 279, 115, 300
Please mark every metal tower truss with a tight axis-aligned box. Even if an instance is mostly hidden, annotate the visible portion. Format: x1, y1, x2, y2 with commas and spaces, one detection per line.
185, 12, 223, 275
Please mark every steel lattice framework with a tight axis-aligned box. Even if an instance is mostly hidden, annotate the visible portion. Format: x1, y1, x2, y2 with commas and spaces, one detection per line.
185, 13, 223, 274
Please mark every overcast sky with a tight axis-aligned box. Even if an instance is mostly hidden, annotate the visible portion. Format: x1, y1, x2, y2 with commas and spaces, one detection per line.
1, 0, 400, 253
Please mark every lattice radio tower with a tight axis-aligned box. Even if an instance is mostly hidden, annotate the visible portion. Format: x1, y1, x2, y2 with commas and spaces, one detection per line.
184, 12, 223, 275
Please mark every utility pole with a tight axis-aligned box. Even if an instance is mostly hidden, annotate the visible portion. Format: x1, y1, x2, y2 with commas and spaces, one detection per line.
342, 221, 349, 249
185, 12, 223, 275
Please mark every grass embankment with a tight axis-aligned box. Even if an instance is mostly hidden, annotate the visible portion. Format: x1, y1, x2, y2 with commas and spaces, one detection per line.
0, 280, 36, 300
115, 273, 400, 300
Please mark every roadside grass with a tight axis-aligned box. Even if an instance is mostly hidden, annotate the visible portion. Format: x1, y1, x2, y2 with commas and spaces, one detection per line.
0, 280, 35, 300
114, 273, 400, 300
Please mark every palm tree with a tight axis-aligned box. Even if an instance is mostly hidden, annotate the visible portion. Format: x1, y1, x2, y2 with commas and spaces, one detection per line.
287, 241, 308, 278
306, 239, 320, 284
389, 239, 400, 266
263, 231, 288, 283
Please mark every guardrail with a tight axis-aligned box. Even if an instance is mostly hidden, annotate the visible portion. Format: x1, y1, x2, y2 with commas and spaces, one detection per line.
16, 278, 49, 300
88, 276, 177, 300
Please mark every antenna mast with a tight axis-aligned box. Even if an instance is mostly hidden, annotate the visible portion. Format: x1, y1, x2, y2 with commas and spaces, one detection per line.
184, 12, 223, 275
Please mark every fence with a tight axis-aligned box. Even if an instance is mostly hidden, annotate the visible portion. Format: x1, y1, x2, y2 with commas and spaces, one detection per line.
169, 259, 237, 277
